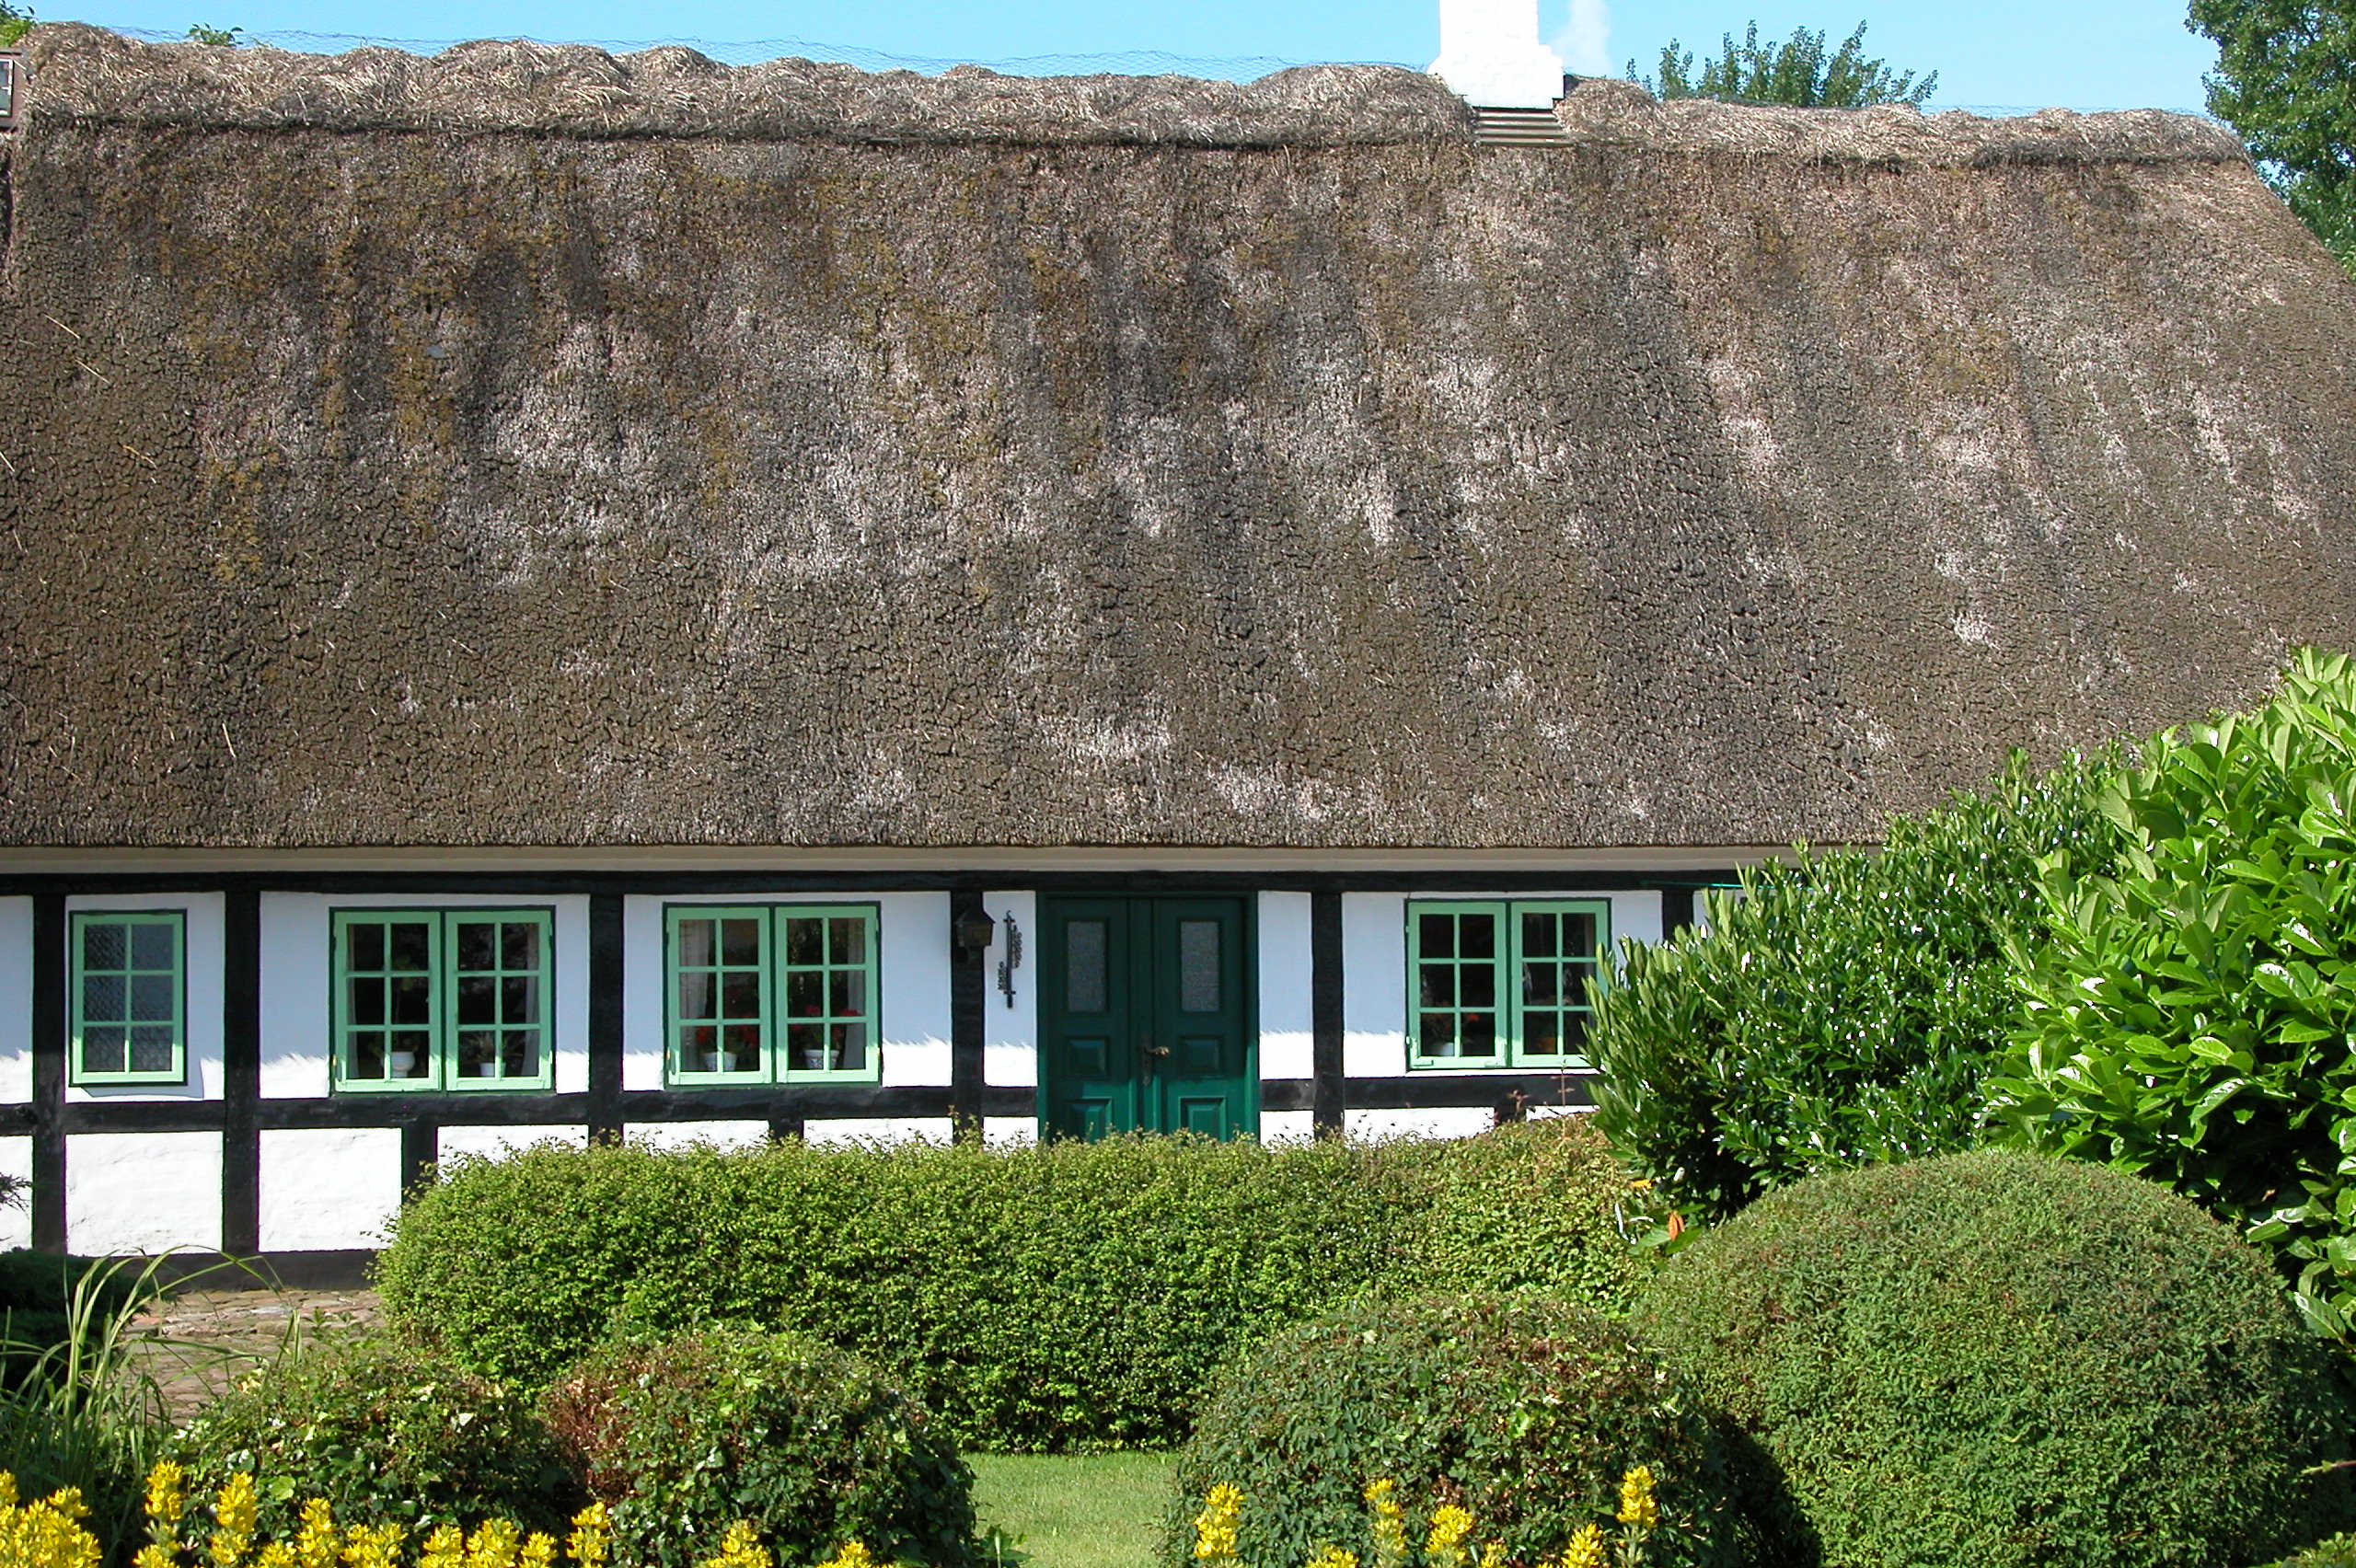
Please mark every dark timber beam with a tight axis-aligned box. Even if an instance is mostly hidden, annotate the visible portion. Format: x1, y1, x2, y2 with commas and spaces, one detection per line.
1311, 889, 1345, 1136
221, 890, 261, 1255
586, 894, 624, 1142
948, 887, 987, 1143
29, 894, 64, 1252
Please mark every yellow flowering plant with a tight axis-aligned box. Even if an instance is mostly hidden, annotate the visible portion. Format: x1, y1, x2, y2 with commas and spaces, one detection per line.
0, 1476, 102, 1568
115, 1473, 624, 1568
695, 1524, 770, 1568
1192, 1485, 1242, 1568
1360, 1481, 1406, 1568
1609, 1468, 1656, 1568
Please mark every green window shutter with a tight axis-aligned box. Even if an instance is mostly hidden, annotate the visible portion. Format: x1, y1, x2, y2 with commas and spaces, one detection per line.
664, 904, 882, 1087
69, 910, 186, 1086
332, 909, 556, 1093
1406, 898, 1611, 1070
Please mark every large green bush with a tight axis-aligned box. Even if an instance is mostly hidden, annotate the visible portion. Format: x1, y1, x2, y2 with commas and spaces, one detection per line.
1588, 753, 2120, 1220
381, 1127, 1640, 1451
1632, 1148, 2356, 1568
542, 1325, 976, 1568
171, 1334, 581, 1540
1986, 649, 2356, 1340
1167, 1294, 1747, 1568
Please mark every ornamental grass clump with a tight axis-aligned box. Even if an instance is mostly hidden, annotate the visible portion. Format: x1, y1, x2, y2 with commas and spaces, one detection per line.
1633, 1148, 2356, 1568
540, 1325, 976, 1568
1166, 1297, 1745, 1568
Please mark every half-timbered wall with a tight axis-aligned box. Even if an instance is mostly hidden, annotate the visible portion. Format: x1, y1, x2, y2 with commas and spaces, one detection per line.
0, 862, 1735, 1263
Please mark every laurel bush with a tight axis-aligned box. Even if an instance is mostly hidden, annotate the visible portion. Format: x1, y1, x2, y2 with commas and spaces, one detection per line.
1587, 750, 2122, 1221
1987, 649, 2356, 1340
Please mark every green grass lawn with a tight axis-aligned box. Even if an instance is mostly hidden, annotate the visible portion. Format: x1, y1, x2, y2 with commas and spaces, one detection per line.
970, 1452, 1176, 1568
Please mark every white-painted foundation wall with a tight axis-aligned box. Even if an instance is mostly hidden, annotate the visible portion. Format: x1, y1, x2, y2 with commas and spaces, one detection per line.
259, 1127, 402, 1251
65, 1130, 222, 1253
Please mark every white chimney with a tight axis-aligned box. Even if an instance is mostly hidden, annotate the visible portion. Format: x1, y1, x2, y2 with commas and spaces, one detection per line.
1429, 0, 1566, 109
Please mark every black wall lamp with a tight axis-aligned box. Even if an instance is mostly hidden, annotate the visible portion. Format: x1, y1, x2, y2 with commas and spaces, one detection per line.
953, 910, 998, 956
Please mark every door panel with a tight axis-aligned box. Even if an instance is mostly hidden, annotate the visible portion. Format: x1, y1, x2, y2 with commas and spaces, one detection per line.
1039, 894, 1253, 1139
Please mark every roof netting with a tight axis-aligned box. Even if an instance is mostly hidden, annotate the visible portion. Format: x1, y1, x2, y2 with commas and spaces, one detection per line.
98, 25, 1357, 82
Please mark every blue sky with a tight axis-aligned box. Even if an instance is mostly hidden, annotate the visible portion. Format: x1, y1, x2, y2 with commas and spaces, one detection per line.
84, 0, 2221, 114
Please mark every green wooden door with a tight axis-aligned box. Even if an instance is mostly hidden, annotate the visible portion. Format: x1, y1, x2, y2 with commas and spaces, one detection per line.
1038, 895, 1254, 1139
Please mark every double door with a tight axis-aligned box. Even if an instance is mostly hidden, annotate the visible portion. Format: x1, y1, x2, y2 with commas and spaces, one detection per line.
1037, 894, 1254, 1139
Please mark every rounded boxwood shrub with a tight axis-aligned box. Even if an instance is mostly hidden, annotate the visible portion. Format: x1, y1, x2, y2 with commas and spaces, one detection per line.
541, 1323, 978, 1568
1166, 1294, 1748, 1568
1632, 1147, 2356, 1568
171, 1332, 581, 1539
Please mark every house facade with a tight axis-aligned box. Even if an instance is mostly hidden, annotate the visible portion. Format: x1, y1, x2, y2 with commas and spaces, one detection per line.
4, 25, 2356, 1271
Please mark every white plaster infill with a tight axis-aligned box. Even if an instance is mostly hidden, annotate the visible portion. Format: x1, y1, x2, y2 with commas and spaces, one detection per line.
1429, 0, 1566, 109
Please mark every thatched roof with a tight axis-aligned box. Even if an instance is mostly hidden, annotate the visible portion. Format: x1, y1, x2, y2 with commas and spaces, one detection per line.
1, 26, 2351, 851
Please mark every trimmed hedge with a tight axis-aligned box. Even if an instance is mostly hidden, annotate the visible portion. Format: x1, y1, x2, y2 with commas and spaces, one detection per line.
1631, 1148, 2356, 1568
543, 1325, 976, 1568
170, 1334, 582, 1540
376, 1122, 1642, 1450
1166, 1294, 1747, 1568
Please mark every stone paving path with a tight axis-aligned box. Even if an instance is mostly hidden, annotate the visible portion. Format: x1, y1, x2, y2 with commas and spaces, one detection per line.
128, 1287, 384, 1421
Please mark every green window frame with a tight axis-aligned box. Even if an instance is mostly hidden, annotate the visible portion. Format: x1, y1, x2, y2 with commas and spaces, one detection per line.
331, 908, 557, 1093
664, 905, 882, 1086
1405, 899, 1610, 1070
69, 910, 187, 1086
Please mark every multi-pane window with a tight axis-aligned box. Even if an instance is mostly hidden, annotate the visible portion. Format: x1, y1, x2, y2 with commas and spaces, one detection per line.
665, 905, 881, 1084
332, 909, 555, 1091
1406, 900, 1609, 1069
70, 911, 185, 1085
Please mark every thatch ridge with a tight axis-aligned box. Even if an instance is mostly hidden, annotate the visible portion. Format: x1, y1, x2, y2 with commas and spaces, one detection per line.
17, 23, 2245, 164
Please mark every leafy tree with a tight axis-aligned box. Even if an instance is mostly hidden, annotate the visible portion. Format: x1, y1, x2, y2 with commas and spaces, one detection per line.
2189, 0, 2356, 278
0, 4, 32, 47
1628, 19, 1937, 107
186, 23, 242, 44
